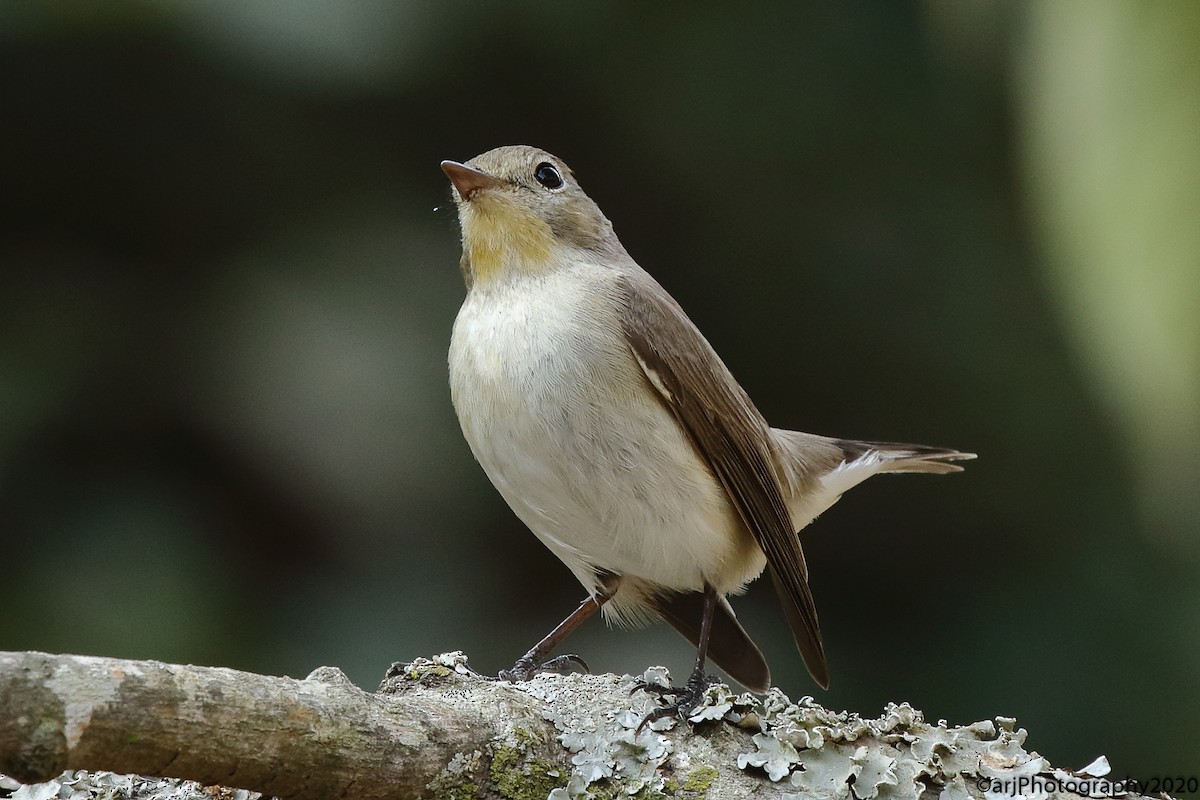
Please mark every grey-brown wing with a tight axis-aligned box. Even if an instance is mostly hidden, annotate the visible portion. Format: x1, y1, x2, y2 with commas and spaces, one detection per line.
620, 273, 829, 689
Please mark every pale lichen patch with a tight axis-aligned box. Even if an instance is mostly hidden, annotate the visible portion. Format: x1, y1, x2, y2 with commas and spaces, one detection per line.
727, 686, 1100, 800
527, 668, 678, 799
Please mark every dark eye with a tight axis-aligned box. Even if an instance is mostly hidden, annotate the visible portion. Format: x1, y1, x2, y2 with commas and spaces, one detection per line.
534, 162, 564, 190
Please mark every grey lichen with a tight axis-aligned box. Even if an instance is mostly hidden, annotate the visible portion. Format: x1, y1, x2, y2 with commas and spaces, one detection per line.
1, 770, 260, 800
684, 683, 738, 724
522, 668, 680, 800
503, 661, 1112, 800
738, 732, 801, 781
733, 690, 1109, 800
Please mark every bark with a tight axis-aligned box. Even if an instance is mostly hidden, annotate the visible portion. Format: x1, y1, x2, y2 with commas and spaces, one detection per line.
0, 651, 1145, 800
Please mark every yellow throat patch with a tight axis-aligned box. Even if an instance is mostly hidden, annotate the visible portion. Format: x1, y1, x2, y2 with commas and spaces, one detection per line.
462, 197, 555, 285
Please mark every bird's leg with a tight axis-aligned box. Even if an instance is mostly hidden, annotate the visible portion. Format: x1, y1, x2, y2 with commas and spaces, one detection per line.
635, 583, 719, 728
497, 584, 614, 682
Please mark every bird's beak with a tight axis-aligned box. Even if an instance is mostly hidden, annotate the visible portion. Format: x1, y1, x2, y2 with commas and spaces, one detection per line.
441, 160, 502, 201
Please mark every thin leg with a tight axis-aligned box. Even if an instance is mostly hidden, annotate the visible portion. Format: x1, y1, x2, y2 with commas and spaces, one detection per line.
498, 587, 613, 682
636, 583, 720, 728
689, 583, 718, 677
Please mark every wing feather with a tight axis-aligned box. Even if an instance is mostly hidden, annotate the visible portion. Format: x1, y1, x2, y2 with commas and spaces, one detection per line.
620, 273, 829, 688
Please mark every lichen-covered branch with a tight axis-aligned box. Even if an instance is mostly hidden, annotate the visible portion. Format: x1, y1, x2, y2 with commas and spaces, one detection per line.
0, 651, 534, 799
0, 651, 1138, 800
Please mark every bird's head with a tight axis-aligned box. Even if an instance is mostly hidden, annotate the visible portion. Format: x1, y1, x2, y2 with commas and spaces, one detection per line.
441, 146, 619, 288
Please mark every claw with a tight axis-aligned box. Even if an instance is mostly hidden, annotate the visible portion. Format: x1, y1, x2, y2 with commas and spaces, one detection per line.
540, 654, 590, 675
496, 652, 590, 682
629, 680, 678, 697
633, 670, 716, 732
636, 705, 678, 733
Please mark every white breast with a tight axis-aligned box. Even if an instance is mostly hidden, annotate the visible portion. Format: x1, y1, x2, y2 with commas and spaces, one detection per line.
448, 265, 764, 612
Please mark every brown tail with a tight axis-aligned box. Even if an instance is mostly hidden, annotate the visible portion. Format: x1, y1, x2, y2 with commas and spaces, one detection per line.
835, 438, 976, 474
651, 590, 772, 693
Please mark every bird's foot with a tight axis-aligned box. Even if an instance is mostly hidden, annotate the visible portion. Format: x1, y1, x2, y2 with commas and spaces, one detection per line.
633, 668, 716, 731
496, 653, 590, 682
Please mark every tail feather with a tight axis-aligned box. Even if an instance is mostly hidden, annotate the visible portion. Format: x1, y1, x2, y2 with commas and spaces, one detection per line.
772, 429, 975, 525
836, 439, 976, 474
651, 590, 772, 693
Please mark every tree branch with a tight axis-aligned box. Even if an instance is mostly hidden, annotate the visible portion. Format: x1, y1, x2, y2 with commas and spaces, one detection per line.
0, 651, 1141, 800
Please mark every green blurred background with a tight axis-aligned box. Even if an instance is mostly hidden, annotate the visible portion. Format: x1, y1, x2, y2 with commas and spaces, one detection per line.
3, 0, 1198, 781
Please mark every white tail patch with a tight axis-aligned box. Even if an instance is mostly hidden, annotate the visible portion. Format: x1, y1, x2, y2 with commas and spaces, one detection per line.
783, 452, 889, 540
819, 450, 889, 498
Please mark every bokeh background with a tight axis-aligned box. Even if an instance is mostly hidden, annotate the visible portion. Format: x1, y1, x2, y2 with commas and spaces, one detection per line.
4, 0, 1198, 781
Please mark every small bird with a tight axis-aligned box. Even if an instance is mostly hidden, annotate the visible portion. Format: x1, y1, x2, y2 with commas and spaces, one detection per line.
442, 145, 973, 714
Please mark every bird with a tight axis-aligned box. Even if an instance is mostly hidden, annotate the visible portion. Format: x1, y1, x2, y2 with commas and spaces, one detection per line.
441, 145, 974, 715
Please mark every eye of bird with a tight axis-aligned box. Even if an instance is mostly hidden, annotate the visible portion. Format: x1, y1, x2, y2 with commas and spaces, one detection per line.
533, 162, 564, 190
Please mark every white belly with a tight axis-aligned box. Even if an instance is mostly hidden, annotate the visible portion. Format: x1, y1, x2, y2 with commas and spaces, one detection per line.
448, 268, 765, 607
